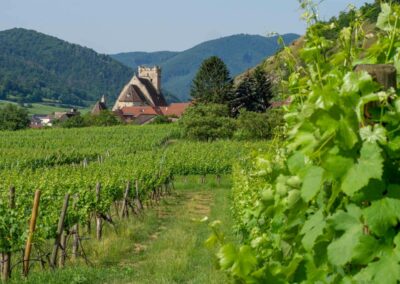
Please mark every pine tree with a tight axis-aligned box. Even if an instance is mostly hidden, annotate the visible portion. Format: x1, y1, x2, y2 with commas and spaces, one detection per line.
232, 67, 273, 115
190, 56, 233, 105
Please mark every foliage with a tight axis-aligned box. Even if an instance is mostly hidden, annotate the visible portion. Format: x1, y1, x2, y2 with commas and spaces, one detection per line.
0, 103, 30, 131
0, 28, 133, 106
56, 111, 123, 128
234, 109, 285, 140
55, 115, 87, 128
85, 110, 122, 127
179, 104, 236, 141
232, 67, 274, 116
150, 115, 172, 124
112, 34, 300, 102
235, 110, 270, 140
212, 2, 400, 283
190, 56, 234, 105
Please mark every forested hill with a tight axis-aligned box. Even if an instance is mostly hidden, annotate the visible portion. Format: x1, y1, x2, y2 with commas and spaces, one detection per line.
111, 33, 300, 101
0, 28, 133, 106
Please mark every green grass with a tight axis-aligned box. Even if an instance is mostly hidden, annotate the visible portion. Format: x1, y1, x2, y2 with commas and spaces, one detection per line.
0, 100, 90, 115
8, 176, 235, 284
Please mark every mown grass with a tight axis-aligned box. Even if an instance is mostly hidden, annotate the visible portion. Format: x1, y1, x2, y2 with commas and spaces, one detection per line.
0, 100, 90, 115
8, 175, 234, 284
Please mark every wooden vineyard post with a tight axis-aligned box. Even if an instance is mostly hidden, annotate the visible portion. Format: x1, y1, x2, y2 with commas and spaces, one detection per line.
71, 195, 80, 261
354, 64, 397, 119
1, 186, 15, 281
23, 190, 41, 277
96, 182, 102, 241
50, 194, 70, 268
135, 180, 143, 211
354, 64, 397, 90
59, 232, 67, 268
217, 175, 221, 185
121, 181, 130, 218
72, 224, 79, 260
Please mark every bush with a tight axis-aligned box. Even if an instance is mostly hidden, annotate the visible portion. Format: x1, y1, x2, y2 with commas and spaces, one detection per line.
150, 115, 171, 124
235, 110, 270, 140
180, 104, 236, 141
0, 104, 30, 131
84, 110, 122, 126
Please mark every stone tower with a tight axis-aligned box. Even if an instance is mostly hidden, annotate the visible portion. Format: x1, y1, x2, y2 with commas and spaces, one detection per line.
138, 66, 161, 94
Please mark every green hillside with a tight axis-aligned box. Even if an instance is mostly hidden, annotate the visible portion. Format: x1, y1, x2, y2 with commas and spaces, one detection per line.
0, 28, 134, 107
111, 33, 299, 101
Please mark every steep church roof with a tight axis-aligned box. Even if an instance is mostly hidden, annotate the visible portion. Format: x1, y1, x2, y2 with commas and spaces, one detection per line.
137, 77, 167, 106
119, 85, 150, 105
113, 67, 168, 111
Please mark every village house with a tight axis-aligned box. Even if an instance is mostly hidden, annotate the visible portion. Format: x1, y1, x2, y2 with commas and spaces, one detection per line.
113, 66, 190, 124
30, 114, 53, 127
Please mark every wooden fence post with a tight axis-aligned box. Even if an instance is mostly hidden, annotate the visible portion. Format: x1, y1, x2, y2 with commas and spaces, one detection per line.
354, 64, 397, 90
50, 194, 70, 268
96, 182, 102, 241
72, 224, 79, 260
135, 180, 143, 211
59, 232, 67, 268
23, 190, 41, 277
121, 181, 130, 218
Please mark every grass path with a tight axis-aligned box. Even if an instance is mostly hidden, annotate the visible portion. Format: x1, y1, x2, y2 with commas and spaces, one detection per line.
13, 178, 233, 284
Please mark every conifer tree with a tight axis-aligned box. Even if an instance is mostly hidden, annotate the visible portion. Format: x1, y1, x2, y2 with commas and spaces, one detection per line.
190, 56, 233, 105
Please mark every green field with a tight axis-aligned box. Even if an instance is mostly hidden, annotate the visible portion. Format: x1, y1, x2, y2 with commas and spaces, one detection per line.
8, 176, 234, 284
0, 100, 90, 115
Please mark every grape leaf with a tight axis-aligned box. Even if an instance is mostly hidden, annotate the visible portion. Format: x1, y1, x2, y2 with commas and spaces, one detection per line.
328, 226, 362, 266
327, 206, 363, 266
287, 152, 306, 175
301, 166, 324, 202
337, 118, 359, 150
354, 251, 400, 284
360, 125, 387, 144
363, 198, 400, 236
376, 3, 392, 32
341, 142, 383, 196
300, 210, 326, 251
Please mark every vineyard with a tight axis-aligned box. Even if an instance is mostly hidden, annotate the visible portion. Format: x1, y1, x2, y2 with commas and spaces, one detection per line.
2, 1, 400, 284
210, 2, 400, 283
0, 124, 267, 282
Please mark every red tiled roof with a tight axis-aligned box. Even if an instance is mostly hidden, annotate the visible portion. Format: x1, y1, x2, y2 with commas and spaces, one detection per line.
120, 106, 162, 117
120, 103, 191, 119
160, 103, 191, 117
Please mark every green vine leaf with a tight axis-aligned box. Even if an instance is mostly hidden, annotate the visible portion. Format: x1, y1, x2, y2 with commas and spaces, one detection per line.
301, 166, 324, 202
360, 125, 387, 144
341, 142, 383, 196
300, 210, 325, 251
363, 198, 400, 236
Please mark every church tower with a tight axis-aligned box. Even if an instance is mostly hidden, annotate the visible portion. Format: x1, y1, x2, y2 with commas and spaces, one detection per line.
138, 66, 161, 94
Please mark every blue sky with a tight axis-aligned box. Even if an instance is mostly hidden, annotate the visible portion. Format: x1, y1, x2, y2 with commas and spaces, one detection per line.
0, 0, 372, 54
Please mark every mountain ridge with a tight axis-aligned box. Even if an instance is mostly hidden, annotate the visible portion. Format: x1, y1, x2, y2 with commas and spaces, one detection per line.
111, 33, 300, 101
0, 28, 299, 105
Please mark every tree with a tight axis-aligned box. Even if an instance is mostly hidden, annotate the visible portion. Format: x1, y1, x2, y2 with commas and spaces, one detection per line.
56, 115, 87, 128
179, 103, 236, 141
235, 109, 285, 140
190, 56, 233, 105
232, 67, 273, 115
85, 110, 122, 126
0, 104, 30, 131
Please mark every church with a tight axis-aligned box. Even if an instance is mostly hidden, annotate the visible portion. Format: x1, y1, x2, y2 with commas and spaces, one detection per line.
113, 66, 167, 110
112, 66, 190, 124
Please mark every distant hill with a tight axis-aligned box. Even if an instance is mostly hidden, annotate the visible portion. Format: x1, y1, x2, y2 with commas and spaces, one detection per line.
0, 28, 133, 106
111, 33, 299, 101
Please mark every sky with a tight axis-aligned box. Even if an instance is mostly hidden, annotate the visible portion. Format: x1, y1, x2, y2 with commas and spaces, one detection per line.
0, 0, 373, 54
